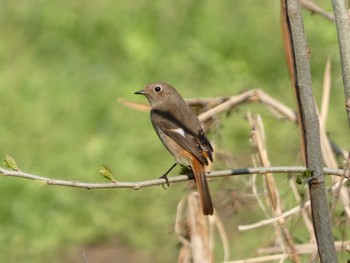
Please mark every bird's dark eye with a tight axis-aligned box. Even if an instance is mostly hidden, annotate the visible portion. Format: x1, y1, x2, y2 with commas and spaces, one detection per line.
154, 86, 162, 92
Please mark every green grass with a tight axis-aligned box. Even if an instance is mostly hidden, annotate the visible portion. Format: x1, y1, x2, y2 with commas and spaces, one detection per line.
0, 1, 348, 262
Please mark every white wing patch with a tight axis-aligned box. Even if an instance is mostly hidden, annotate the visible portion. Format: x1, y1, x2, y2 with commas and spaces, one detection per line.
170, 128, 186, 137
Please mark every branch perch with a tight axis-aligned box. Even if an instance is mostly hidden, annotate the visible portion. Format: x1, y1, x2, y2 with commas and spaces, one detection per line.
0, 166, 347, 190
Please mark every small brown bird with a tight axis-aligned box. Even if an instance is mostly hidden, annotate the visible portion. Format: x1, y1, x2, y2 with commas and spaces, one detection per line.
135, 82, 214, 215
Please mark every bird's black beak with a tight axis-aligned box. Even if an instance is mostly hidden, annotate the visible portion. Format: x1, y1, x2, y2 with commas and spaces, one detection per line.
134, 90, 146, 95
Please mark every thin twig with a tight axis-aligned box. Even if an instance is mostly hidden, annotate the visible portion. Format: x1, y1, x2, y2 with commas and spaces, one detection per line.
258, 240, 350, 254
249, 140, 270, 218
288, 176, 315, 242
301, 0, 335, 22
212, 213, 230, 262
229, 241, 350, 263
0, 166, 346, 189
330, 152, 350, 216
238, 201, 310, 231
255, 90, 297, 122
320, 57, 332, 128
117, 98, 150, 111
226, 253, 289, 263
198, 90, 256, 122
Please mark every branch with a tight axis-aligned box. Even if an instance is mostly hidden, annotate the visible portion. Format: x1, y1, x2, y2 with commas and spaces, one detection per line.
228, 240, 350, 262
197, 90, 256, 122
331, 0, 350, 126
0, 166, 346, 190
238, 200, 311, 231
226, 253, 289, 263
283, 0, 338, 262
301, 0, 335, 22
258, 241, 350, 255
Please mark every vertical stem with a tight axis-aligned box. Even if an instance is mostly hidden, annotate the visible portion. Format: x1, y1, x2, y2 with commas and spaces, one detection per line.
331, 0, 350, 126
282, 0, 338, 262
248, 113, 300, 262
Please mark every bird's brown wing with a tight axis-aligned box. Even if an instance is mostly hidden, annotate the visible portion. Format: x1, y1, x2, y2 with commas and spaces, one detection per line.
151, 109, 212, 165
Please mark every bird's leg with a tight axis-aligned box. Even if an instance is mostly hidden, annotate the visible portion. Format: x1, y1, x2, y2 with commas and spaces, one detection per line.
159, 163, 178, 187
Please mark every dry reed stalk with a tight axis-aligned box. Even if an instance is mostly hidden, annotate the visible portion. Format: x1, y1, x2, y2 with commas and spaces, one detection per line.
247, 112, 300, 263
185, 194, 230, 262
250, 156, 269, 217
330, 155, 350, 217
187, 192, 212, 263
318, 58, 350, 219
175, 192, 230, 263
288, 177, 315, 243
175, 196, 192, 263
211, 213, 230, 262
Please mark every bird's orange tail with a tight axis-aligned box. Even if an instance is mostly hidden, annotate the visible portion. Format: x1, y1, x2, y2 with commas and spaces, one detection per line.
190, 159, 213, 215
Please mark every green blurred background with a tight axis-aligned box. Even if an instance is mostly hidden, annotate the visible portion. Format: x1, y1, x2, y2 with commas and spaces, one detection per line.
0, 0, 348, 262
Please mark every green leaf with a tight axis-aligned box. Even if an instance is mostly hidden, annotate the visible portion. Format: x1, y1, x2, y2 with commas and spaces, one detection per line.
302, 170, 312, 179
296, 175, 303, 185
4, 154, 20, 171
98, 165, 116, 182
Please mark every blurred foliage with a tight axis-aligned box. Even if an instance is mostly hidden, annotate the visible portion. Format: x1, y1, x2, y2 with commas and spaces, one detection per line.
0, 0, 348, 262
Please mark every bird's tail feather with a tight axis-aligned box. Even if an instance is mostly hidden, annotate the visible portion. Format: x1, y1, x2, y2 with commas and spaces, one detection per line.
191, 159, 213, 215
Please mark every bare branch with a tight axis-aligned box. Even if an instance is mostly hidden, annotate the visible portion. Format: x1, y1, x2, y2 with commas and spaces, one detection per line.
331, 0, 350, 126
238, 200, 311, 231
301, 0, 335, 22
117, 98, 150, 111
258, 241, 350, 255
227, 240, 350, 262
0, 166, 346, 190
226, 253, 289, 263
198, 90, 256, 122
282, 0, 338, 261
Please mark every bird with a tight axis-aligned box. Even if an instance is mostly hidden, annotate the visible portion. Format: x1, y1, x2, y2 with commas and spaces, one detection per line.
135, 82, 214, 215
